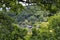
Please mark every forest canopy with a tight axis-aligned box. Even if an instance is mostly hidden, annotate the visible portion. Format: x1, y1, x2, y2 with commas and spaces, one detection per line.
0, 0, 60, 40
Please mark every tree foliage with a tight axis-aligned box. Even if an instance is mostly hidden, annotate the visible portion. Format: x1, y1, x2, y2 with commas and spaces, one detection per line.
0, 0, 60, 40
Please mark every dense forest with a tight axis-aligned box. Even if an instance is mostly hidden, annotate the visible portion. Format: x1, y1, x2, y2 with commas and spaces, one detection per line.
0, 0, 60, 40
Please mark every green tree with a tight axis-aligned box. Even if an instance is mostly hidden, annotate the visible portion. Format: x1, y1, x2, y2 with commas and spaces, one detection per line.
0, 0, 24, 14
48, 14, 60, 40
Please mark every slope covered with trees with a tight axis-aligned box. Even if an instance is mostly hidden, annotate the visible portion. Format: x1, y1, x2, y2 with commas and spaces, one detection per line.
0, 0, 60, 40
